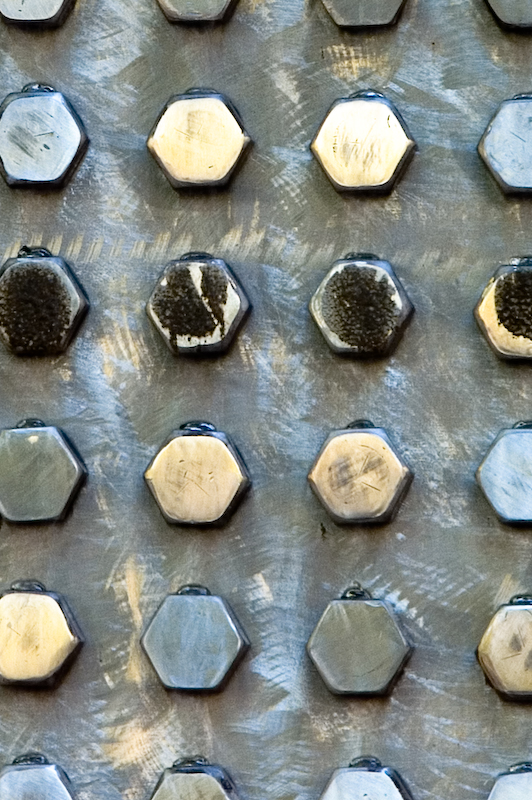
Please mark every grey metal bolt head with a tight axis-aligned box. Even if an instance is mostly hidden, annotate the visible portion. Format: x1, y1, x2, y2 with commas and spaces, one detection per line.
475, 259, 532, 359
310, 253, 413, 357
311, 91, 416, 193
0, 580, 83, 687
150, 758, 240, 800
320, 758, 415, 800
144, 421, 250, 526
141, 585, 250, 691
0, 246, 88, 356
477, 422, 532, 524
321, 0, 407, 27
484, 0, 532, 28
0, 754, 74, 800
479, 95, 532, 194
0, 419, 87, 523
308, 421, 413, 524
307, 586, 412, 695
0, 84, 88, 188
147, 253, 250, 356
0, 0, 74, 26
156, 0, 238, 22
488, 763, 532, 800
478, 595, 532, 700
147, 89, 251, 189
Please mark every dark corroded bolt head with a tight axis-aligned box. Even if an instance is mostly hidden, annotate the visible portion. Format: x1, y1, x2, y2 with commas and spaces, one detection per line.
307, 587, 412, 695
147, 89, 251, 189
0, 0, 74, 27
478, 95, 532, 194
0, 419, 87, 523
0, 581, 83, 686
311, 91, 416, 193
0, 85, 88, 188
0, 247, 88, 356
308, 422, 413, 524
147, 253, 250, 356
310, 254, 413, 357
0, 755, 74, 800
478, 596, 532, 700
475, 259, 532, 359
150, 758, 240, 800
488, 764, 532, 799
156, 0, 238, 22
319, 759, 415, 800
141, 586, 250, 690
477, 423, 532, 524
484, 0, 532, 28
144, 422, 250, 525
321, 0, 407, 27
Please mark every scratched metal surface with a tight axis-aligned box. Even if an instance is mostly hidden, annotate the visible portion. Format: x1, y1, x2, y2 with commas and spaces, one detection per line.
0, 0, 532, 799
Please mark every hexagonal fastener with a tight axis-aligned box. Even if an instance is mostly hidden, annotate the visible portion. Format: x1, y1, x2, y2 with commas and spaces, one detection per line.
478, 94, 532, 194
307, 585, 412, 695
145, 421, 250, 525
141, 585, 250, 690
475, 258, 532, 360
0, 84, 88, 188
147, 252, 250, 356
311, 90, 416, 193
0, 0, 74, 26
477, 422, 532, 524
484, 0, 532, 28
0, 419, 87, 523
488, 763, 532, 800
150, 758, 240, 800
0, 246, 88, 356
156, 0, 237, 23
321, 0, 407, 27
308, 421, 413, 524
0, 754, 75, 800
320, 758, 415, 800
310, 253, 413, 357
0, 581, 83, 686
147, 89, 251, 189
477, 594, 532, 700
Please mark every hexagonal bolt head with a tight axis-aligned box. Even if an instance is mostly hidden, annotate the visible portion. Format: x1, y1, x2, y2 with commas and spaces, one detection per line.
307, 587, 412, 695
147, 252, 250, 356
310, 254, 414, 357
311, 91, 416, 193
478, 596, 532, 700
0, 0, 74, 27
487, 764, 532, 800
321, 0, 407, 27
144, 421, 250, 525
0, 84, 88, 188
150, 758, 240, 800
0, 581, 83, 686
147, 89, 251, 189
484, 0, 532, 28
141, 586, 250, 690
0, 247, 88, 356
319, 759, 415, 800
478, 94, 532, 194
477, 422, 532, 524
475, 259, 532, 360
308, 422, 413, 524
156, 0, 238, 23
0, 755, 75, 800
0, 419, 87, 523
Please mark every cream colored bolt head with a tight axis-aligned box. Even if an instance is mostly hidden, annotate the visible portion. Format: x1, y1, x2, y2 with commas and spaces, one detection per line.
308, 421, 413, 524
478, 595, 532, 699
475, 259, 532, 359
311, 90, 415, 193
147, 89, 251, 189
0, 581, 83, 686
144, 421, 250, 525
156, 0, 238, 23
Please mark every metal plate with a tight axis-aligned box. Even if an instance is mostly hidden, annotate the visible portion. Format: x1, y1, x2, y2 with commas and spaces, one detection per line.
0, 1, 532, 800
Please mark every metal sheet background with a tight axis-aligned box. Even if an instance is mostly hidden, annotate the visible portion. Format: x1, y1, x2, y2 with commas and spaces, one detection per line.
0, 0, 532, 798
